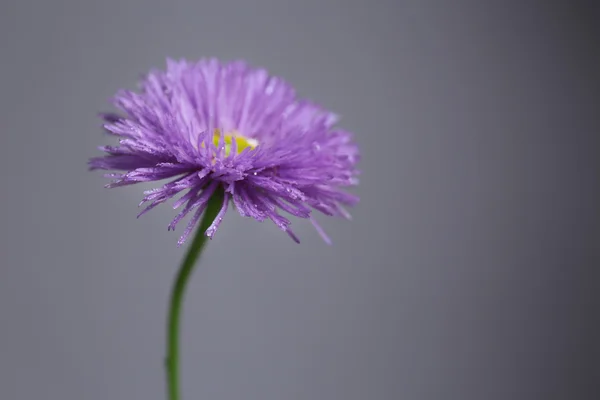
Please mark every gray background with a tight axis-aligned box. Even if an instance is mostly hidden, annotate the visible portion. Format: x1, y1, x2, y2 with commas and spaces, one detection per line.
0, 1, 598, 399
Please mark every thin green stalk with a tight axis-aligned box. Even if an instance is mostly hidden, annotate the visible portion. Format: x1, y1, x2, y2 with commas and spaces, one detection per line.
166, 189, 224, 400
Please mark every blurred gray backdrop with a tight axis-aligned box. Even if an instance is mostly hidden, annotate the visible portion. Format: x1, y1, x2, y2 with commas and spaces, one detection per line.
0, 1, 598, 399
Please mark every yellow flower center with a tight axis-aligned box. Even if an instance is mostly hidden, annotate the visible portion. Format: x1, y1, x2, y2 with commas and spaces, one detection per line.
211, 129, 258, 157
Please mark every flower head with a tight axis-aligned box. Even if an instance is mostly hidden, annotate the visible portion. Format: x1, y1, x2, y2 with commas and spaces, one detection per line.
89, 58, 360, 246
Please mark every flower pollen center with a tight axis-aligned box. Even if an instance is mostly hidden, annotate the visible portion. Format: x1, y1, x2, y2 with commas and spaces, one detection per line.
212, 129, 258, 157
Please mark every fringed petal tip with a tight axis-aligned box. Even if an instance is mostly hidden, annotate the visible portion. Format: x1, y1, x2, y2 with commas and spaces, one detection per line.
98, 112, 122, 123
205, 192, 230, 239
310, 217, 332, 245
286, 229, 301, 244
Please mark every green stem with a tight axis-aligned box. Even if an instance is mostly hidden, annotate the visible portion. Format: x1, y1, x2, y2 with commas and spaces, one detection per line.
166, 189, 224, 400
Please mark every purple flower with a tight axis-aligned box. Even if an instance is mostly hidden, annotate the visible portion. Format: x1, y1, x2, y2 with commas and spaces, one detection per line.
89, 58, 360, 246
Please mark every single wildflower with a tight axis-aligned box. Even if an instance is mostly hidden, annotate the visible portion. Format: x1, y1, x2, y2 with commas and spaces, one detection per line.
89, 58, 360, 246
